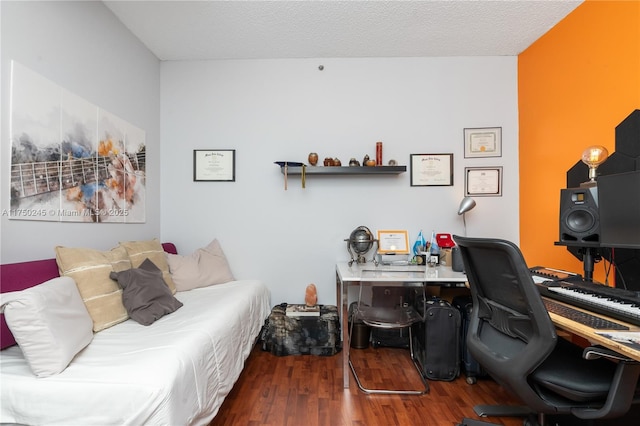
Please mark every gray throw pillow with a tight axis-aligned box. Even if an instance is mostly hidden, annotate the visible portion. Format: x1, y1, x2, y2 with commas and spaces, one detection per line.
110, 258, 183, 326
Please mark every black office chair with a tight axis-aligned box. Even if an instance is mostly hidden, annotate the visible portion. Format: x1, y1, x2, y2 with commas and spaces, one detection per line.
348, 281, 429, 395
453, 235, 640, 426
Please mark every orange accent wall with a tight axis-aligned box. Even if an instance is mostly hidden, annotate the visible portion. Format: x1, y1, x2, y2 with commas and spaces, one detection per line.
518, 0, 640, 283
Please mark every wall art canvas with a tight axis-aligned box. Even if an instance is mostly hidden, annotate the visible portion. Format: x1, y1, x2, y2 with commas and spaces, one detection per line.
8, 61, 146, 223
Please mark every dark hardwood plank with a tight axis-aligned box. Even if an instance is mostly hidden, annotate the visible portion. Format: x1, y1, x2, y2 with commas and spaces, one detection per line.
209, 344, 525, 426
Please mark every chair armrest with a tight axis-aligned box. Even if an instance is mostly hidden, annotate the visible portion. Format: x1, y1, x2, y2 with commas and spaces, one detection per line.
583, 345, 638, 363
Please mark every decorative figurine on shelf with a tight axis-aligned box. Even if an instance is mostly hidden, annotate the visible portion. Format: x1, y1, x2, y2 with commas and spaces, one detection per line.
308, 152, 318, 166
305, 283, 318, 306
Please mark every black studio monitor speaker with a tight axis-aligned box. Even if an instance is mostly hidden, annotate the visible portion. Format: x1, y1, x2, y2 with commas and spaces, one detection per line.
559, 187, 600, 244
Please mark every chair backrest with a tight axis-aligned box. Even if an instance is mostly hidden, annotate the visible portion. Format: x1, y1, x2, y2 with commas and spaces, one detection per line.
453, 236, 558, 407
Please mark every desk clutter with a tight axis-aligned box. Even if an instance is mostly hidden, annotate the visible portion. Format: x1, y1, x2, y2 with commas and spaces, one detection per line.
344, 225, 460, 268
260, 303, 341, 356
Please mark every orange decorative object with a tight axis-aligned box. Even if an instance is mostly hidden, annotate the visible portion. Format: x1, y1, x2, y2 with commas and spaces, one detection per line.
305, 283, 318, 306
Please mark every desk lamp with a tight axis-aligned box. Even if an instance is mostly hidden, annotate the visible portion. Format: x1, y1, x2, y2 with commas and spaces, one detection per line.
452, 196, 476, 272
457, 196, 476, 237
580, 145, 608, 187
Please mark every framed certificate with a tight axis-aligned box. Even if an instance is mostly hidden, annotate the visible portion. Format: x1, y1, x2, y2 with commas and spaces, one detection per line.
465, 166, 503, 197
194, 149, 236, 182
464, 127, 502, 158
377, 230, 410, 254
410, 153, 453, 186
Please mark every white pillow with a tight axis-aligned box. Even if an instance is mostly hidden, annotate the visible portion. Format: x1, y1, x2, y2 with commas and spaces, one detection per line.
166, 238, 235, 291
0, 276, 94, 377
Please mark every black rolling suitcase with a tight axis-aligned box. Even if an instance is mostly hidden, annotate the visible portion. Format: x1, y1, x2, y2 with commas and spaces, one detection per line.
452, 295, 487, 384
412, 296, 461, 381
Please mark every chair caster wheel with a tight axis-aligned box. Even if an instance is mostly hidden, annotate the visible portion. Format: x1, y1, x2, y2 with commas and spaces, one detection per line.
466, 376, 477, 385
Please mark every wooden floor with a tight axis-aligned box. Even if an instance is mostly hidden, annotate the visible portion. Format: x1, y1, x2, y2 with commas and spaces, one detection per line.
209, 344, 526, 426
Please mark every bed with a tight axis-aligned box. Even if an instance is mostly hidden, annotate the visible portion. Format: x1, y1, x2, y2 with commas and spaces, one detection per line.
0, 242, 271, 425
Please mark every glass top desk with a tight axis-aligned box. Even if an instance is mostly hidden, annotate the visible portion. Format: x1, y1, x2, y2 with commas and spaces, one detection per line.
335, 261, 468, 388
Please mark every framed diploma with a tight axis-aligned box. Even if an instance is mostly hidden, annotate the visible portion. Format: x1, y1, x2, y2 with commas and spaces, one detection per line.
410, 153, 453, 186
193, 149, 236, 182
465, 166, 503, 197
464, 127, 502, 158
377, 230, 410, 254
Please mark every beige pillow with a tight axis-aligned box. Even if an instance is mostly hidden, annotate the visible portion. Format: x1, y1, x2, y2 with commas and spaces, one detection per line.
166, 238, 235, 291
120, 239, 176, 294
55, 245, 131, 332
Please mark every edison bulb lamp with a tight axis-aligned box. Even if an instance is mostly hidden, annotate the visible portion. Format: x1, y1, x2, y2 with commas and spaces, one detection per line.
581, 145, 609, 182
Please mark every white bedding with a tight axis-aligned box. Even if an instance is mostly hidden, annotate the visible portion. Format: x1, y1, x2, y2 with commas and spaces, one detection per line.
0, 279, 271, 426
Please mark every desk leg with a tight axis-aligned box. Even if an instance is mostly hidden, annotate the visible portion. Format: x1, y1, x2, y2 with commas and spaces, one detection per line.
336, 271, 350, 388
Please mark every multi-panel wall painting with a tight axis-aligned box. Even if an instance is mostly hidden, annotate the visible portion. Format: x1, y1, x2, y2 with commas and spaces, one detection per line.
8, 61, 146, 223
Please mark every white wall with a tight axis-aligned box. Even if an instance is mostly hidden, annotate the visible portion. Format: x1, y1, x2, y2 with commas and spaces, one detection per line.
160, 58, 520, 305
0, 1, 160, 263
0, 2, 520, 306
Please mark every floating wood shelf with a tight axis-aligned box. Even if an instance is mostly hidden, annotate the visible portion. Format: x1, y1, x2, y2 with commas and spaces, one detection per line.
278, 165, 406, 175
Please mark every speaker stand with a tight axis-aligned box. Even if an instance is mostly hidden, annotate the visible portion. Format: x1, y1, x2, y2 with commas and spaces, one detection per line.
554, 242, 601, 282
581, 247, 599, 282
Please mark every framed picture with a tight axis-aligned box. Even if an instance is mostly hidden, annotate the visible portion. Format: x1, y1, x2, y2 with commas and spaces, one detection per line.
376, 230, 410, 254
193, 149, 236, 182
410, 153, 453, 186
465, 166, 503, 197
464, 127, 502, 158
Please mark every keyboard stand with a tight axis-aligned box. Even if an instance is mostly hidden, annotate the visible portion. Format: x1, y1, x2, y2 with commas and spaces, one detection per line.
544, 298, 640, 362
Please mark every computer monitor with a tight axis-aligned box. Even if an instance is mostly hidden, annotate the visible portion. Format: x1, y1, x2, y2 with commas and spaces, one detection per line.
598, 170, 640, 249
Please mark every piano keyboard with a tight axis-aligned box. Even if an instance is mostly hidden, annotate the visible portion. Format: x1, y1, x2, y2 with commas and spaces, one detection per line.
535, 276, 640, 327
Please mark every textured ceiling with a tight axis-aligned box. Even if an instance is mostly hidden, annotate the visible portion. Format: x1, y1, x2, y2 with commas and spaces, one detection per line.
103, 0, 583, 61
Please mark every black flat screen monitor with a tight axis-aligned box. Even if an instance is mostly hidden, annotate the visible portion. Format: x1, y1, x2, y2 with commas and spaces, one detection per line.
598, 171, 640, 249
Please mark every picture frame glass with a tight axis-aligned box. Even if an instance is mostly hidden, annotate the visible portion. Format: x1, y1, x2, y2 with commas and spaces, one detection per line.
465, 166, 503, 197
410, 154, 453, 186
464, 127, 502, 158
377, 230, 410, 254
193, 149, 236, 182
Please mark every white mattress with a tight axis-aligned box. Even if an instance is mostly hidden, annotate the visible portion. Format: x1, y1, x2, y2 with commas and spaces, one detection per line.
0, 280, 271, 426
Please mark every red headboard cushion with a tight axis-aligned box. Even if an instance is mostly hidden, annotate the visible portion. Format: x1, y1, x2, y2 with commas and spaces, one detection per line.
161, 242, 178, 255
1, 242, 178, 350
